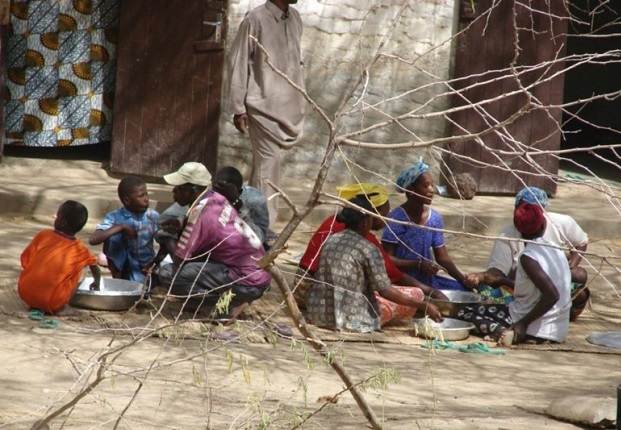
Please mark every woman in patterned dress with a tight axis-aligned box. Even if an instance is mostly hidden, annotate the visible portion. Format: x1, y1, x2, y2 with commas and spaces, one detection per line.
305, 196, 444, 333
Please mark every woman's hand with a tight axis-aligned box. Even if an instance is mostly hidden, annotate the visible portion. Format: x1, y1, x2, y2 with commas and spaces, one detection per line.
424, 303, 444, 322
464, 272, 483, 288
419, 259, 439, 277
462, 273, 481, 290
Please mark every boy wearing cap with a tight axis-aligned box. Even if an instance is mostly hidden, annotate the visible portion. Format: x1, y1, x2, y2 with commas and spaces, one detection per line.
459, 202, 572, 345
155, 162, 212, 261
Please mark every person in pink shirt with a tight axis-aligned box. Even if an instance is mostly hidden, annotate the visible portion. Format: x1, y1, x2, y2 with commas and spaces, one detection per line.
158, 183, 271, 321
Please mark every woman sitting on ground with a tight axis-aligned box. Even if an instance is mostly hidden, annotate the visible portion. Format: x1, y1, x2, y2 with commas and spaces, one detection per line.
305, 196, 443, 333
295, 182, 447, 307
381, 159, 475, 291
458, 202, 571, 345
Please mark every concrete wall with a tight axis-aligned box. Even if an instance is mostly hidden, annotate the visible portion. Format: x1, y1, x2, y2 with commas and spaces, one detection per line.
219, 0, 457, 188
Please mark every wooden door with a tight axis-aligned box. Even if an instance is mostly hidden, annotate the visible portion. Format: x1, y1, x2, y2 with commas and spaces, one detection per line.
444, 0, 568, 195
111, 0, 226, 177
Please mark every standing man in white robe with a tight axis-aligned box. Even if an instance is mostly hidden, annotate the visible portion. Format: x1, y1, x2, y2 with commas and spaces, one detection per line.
228, 0, 306, 227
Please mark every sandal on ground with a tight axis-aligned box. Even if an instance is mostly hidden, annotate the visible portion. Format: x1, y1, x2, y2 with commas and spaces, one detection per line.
38, 319, 59, 329
29, 309, 45, 321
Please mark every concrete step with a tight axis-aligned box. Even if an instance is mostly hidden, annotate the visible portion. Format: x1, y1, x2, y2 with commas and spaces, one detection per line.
1, 156, 619, 239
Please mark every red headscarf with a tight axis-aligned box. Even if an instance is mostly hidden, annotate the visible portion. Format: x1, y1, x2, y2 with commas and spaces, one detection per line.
514, 202, 545, 236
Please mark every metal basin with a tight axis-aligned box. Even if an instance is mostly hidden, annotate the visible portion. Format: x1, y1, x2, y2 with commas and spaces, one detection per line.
412, 317, 475, 341
429, 290, 483, 317
70, 278, 145, 311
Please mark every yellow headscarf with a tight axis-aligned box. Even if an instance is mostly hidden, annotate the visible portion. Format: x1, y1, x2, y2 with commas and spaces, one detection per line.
336, 183, 390, 208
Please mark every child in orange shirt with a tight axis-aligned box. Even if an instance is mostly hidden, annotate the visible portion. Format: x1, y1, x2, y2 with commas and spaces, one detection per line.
18, 200, 101, 314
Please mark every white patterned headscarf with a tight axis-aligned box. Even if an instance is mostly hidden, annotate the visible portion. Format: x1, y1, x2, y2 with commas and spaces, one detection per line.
395, 159, 430, 193
515, 187, 549, 208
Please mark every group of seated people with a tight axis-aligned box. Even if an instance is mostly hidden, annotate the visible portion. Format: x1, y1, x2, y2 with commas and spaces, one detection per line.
296, 159, 590, 346
18, 162, 273, 321
17, 157, 590, 346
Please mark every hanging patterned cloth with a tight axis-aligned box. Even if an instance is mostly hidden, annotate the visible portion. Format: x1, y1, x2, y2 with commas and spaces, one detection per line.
5, 0, 120, 147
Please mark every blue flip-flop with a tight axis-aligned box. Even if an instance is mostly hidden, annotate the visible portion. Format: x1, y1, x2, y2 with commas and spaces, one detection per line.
29, 309, 45, 321
38, 319, 59, 329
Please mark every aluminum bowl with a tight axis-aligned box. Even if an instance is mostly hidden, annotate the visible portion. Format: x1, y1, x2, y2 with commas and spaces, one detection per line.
412, 317, 475, 341
429, 290, 483, 317
70, 277, 145, 311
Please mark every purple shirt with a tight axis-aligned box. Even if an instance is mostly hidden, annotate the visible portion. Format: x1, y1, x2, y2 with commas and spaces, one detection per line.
175, 190, 271, 287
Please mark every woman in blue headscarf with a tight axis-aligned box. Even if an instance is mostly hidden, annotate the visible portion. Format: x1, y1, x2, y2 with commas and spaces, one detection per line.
381, 159, 475, 291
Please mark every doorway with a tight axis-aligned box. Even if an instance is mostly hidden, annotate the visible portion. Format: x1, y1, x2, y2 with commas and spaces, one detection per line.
561, 1, 621, 181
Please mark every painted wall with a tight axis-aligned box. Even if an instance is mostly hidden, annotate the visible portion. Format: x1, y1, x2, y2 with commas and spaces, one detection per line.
219, 0, 457, 188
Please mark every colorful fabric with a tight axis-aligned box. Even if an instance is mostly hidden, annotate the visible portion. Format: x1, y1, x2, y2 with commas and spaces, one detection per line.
336, 183, 390, 208
5, 0, 120, 147
478, 284, 515, 305
176, 190, 271, 287
476, 281, 581, 307
306, 229, 392, 332
395, 159, 430, 192
515, 187, 549, 208
96, 207, 159, 282
458, 303, 513, 336
18, 229, 97, 313
381, 207, 466, 291
514, 202, 545, 235
299, 215, 403, 281
376, 286, 425, 325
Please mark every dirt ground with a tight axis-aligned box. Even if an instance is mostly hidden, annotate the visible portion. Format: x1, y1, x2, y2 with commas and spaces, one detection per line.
1, 157, 621, 429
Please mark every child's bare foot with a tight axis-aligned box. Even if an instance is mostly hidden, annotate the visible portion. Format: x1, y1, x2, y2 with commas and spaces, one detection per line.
497, 329, 515, 347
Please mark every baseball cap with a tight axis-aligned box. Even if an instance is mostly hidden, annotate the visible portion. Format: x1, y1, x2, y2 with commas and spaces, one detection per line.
163, 162, 212, 186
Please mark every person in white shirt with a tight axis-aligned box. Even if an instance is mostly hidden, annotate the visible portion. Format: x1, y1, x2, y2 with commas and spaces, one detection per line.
459, 202, 571, 345
466, 187, 590, 321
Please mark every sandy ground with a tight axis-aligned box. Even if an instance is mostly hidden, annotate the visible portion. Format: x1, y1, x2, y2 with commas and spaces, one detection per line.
0, 157, 620, 429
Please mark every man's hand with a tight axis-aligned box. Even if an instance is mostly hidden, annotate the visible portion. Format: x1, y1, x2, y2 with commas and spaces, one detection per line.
233, 113, 249, 134
159, 218, 181, 234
